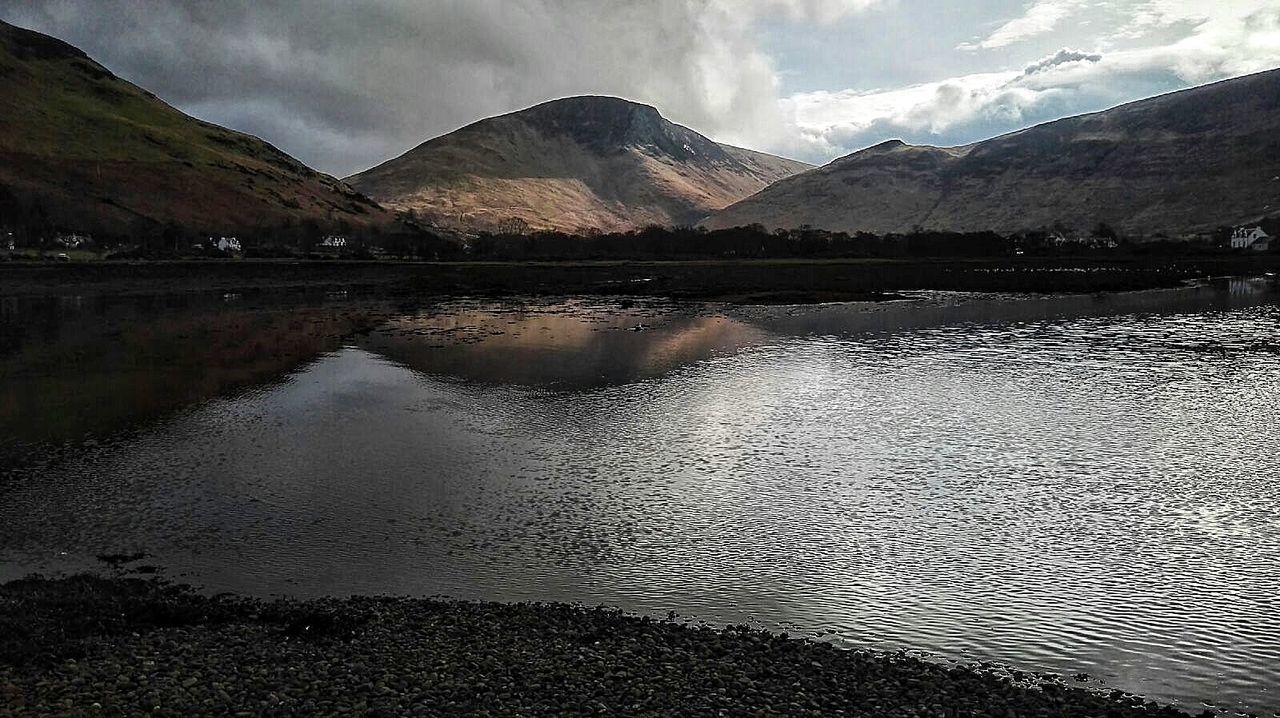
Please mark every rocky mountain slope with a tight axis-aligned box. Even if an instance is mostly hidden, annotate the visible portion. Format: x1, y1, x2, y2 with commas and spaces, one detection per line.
706, 69, 1280, 236
346, 96, 811, 232
0, 20, 390, 237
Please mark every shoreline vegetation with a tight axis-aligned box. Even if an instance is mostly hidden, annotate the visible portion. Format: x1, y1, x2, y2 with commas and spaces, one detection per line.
1, 256, 1277, 303
0, 575, 1203, 718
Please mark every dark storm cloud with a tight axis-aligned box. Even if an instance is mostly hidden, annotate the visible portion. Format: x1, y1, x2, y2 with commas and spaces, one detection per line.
0, 0, 819, 176
3, 1, 1275, 174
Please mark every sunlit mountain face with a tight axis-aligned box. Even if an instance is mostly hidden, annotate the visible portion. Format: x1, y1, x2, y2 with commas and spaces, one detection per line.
345, 96, 810, 233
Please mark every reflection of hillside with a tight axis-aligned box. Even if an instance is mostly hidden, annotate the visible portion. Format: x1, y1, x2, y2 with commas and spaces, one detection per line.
728, 279, 1280, 340
361, 304, 766, 387
0, 303, 382, 457
359, 283, 1280, 390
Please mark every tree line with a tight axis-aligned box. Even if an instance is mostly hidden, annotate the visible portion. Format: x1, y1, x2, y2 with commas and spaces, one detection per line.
3, 177, 1271, 260
461, 223, 1256, 260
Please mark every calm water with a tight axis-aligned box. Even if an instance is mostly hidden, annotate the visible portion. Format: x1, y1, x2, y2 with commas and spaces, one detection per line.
2, 280, 1279, 716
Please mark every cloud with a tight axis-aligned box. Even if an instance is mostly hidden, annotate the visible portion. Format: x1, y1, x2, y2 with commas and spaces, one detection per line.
742, 0, 883, 23
0, 0, 1276, 175
0, 0, 883, 176
1022, 49, 1102, 76
960, 0, 1086, 50
784, 1, 1280, 163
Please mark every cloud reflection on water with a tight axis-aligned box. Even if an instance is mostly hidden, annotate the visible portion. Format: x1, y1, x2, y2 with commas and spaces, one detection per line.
2, 283, 1280, 715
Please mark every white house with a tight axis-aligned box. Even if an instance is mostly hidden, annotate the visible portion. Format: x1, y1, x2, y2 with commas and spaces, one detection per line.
1048, 232, 1117, 249
207, 236, 241, 252
1231, 226, 1271, 251
320, 235, 347, 249
54, 232, 91, 249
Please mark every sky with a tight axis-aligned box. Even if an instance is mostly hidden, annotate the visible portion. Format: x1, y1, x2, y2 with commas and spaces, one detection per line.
2, 1, 1279, 177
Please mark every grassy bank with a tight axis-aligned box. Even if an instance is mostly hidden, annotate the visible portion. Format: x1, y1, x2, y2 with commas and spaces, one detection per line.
1, 257, 1277, 302
0, 576, 1203, 717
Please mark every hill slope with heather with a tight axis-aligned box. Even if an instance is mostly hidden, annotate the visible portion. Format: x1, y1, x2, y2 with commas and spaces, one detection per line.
706, 69, 1280, 236
346, 96, 811, 233
0, 20, 391, 238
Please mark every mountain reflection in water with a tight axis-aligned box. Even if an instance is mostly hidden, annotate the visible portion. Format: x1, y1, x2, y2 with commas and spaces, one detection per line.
2, 280, 1279, 716
364, 301, 768, 387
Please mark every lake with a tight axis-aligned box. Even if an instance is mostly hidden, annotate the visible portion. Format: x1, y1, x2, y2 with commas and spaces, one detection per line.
2, 279, 1278, 716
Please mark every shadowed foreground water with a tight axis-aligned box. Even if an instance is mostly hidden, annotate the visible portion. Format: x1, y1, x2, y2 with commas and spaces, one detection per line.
2, 281, 1279, 715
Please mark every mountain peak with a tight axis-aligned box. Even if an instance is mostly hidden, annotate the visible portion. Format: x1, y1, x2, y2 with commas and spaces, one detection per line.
347, 95, 811, 232
868, 139, 908, 151
0, 19, 88, 63
501, 95, 714, 159
525, 95, 662, 121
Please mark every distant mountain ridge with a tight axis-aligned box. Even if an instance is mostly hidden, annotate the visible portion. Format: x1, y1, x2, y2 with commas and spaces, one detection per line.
0, 20, 391, 238
706, 69, 1280, 236
8, 15, 1276, 243
346, 96, 811, 232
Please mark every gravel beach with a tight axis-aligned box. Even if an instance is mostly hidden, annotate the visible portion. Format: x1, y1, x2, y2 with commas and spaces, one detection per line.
0, 576, 1203, 717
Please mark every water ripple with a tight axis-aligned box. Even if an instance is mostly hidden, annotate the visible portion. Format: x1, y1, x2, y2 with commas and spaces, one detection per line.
2, 293, 1279, 715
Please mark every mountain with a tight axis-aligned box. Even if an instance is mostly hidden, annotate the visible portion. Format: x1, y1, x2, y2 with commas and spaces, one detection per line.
0, 20, 390, 237
345, 96, 811, 233
706, 69, 1280, 236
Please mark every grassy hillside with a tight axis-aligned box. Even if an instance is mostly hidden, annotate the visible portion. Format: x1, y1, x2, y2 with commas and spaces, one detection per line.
0, 20, 391, 238
707, 69, 1280, 236
347, 96, 811, 233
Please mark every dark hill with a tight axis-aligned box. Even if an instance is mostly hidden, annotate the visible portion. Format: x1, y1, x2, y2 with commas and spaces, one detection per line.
706, 69, 1280, 236
0, 20, 392, 238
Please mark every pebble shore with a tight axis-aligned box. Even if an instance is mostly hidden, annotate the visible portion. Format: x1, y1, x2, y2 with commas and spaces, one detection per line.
1, 575, 1204, 717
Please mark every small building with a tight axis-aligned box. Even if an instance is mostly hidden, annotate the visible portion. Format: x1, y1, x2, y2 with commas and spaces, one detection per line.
214, 236, 241, 253
54, 232, 91, 249
320, 235, 347, 249
1049, 231, 1116, 249
1231, 226, 1271, 251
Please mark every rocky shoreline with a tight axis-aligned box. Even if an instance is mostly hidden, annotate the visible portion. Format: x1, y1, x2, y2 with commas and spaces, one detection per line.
0, 575, 1207, 717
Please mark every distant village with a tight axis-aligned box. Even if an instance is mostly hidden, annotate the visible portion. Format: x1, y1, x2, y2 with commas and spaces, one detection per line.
0, 218, 1274, 261
0, 228, 403, 261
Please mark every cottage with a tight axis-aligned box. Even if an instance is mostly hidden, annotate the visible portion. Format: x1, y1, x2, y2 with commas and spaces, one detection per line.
214, 236, 242, 252
1048, 232, 1117, 249
54, 232, 91, 249
1231, 226, 1271, 251
320, 235, 347, 249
